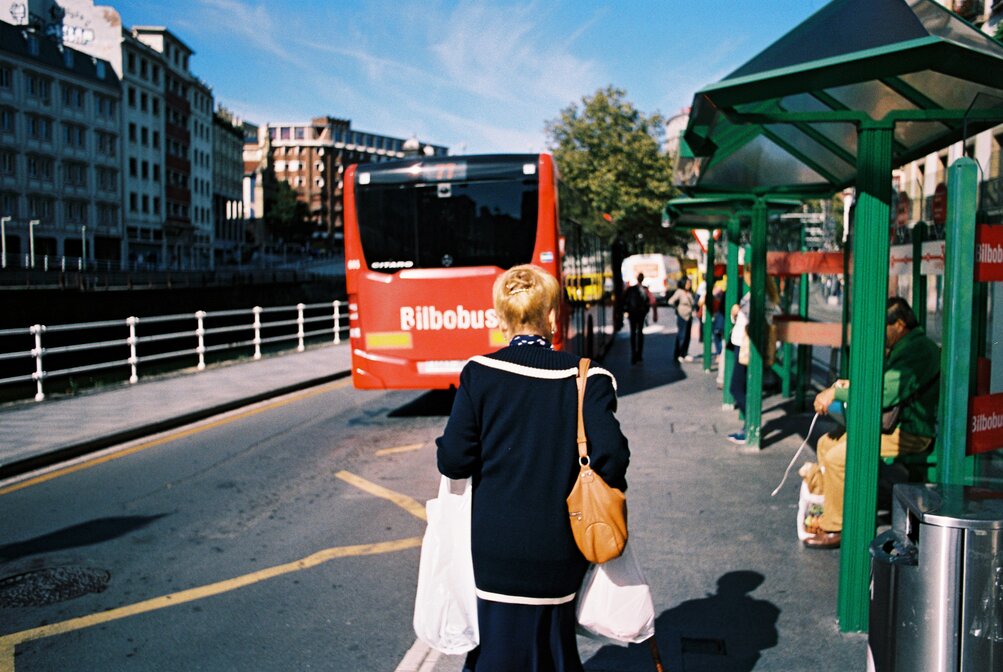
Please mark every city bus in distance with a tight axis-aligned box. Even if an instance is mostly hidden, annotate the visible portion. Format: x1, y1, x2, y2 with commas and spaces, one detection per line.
343, 153, 613, 389
621, 253, 682, 303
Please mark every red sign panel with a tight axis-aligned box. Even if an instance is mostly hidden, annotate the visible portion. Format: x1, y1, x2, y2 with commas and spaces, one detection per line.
969, 393, 1003, 455
766, 251, 844, 276
976, 224, 1003, 282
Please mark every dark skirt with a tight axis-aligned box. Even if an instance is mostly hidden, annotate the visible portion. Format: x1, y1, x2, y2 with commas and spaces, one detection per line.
463, 598, 583, 672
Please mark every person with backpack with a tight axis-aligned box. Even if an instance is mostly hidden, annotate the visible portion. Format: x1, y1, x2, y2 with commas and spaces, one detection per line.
624, 273, 655, 364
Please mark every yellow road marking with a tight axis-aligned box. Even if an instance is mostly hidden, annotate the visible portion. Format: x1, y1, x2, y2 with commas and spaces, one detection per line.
335, 470, 427, 521
0, 379, 351, 497
375, 442, 425, 457
0, 536, 420, 670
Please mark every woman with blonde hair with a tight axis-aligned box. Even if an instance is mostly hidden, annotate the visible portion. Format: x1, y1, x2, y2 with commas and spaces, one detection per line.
437, 264, 630, 672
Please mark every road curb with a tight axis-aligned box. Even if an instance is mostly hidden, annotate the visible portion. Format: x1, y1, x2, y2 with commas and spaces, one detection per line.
0, 370, 350, 480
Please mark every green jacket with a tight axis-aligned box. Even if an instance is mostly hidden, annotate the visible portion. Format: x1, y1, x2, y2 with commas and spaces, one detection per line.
834, 327, 940, 438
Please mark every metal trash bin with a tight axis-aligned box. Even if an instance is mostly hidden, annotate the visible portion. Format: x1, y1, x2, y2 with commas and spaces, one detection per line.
868, 483, 1003, 672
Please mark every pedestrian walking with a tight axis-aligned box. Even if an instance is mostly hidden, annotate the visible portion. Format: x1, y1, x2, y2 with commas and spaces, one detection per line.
436, 264, 630, 672
624, 272, 656, 364
667, 277, 696, 363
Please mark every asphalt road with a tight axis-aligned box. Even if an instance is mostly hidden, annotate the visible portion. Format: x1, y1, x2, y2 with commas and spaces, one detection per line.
0, 379, 456, 671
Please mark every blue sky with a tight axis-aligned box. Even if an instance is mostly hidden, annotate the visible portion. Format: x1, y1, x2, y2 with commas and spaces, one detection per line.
117, 0, 832, 153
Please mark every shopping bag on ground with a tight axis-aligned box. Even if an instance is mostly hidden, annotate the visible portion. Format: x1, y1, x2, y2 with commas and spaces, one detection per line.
413, 476, 479, 654
796, 479, 825, 541
576, 540, 655, 645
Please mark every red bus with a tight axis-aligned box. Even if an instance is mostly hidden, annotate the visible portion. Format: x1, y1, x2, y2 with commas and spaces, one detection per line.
343, 153, 613, 390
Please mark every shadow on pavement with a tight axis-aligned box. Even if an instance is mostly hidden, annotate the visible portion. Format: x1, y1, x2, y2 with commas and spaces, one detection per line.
387, 389, 457, 418
0, 514, 168, 562
584, 571, 779, 672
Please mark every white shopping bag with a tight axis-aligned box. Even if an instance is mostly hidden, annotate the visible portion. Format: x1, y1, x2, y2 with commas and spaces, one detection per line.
413, 476, 479, 654
796, 480, 825, 541
576, 541, 655, 645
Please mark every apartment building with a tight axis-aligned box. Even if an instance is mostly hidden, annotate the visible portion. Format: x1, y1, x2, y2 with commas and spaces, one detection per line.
251, 117, 447, 245
190, 77, 213, 268
121, 31, 165, 268
0, 20, 121, 265
212, 106, 244, 265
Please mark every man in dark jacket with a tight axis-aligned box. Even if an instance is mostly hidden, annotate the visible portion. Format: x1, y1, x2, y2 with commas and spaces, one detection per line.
624, 273, 655, 364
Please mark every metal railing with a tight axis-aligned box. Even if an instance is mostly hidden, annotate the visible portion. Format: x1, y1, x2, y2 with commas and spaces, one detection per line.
0, 300, 346, 402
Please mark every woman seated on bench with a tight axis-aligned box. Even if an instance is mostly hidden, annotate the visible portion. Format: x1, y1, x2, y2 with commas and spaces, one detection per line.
805, 297, 940, 549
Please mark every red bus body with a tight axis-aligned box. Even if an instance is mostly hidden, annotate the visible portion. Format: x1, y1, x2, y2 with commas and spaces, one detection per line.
344, 153, 609, 389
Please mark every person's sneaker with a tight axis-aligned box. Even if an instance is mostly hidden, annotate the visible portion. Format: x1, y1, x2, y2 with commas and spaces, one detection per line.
726, 431, 746, 445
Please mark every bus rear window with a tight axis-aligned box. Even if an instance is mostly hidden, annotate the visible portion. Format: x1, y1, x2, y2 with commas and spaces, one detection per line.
356, 179, 538, 271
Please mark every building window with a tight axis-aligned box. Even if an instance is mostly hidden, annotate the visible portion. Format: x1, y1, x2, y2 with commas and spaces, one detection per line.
152, 131, 160, 149
26, 35, 39, 56
128, 86, 136, 107
27, 155, 53, 182
129, 157, 137, 177
25, 74, 51, 104
152, 98, 159, 116
96, 131, 116, 158
142, 194, 149, 213
129, 192, 138, 212
27, 115, 52, 142
64, 123, 86, 149
153, 197, 160, 214
27, 195, 53, 218
151, 64, 159, 84
127, 52, 136, 73
0, 191, 17, 217
95, 95, 116, 119
140, 58, 148, 79
98, 203, 117, 227
129, 122, 137, 143
95, 61, 106, 79
0, 65, 11, 91
61, 84, 84, 110
140, 92, 148, 112
153, 164, 160, 181
141, 126, 148, 146
141, 160, 149, 179
0, 107, 13, 134
64, 161, 87, 188
0, 150, 15, 176
65, 200, 87, 224
63, 49, 74, 68
97, 167, 117, 192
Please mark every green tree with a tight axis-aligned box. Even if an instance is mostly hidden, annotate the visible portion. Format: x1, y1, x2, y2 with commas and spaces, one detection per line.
267, 181, 310, 244
545, 85, 685, 250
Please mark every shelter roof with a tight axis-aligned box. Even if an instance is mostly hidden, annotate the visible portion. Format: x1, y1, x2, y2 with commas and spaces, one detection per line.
677, 0, 1003, 196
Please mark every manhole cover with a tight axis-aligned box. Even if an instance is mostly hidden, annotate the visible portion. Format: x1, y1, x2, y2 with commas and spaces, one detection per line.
0, 566, 110, 607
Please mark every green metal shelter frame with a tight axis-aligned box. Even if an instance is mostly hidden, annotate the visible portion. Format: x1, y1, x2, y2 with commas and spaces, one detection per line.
664, 195, 801, 436
676, 0, 1003, 632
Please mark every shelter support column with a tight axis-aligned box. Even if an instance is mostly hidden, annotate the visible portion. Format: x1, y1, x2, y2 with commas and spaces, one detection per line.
839, 121, 894, 633
938, 157, 978, 486
723, 217, 740, 407
745, 198, 767, 450
912, 221, 927, 330
703, 229, 716, 372
796, 225, 810, 411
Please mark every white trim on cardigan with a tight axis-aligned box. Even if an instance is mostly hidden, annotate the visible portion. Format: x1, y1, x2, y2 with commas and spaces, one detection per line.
475, 588, 577, 605
469, 355, 617, 391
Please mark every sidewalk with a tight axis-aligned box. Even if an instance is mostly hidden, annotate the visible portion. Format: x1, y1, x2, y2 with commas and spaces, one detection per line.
0, 330, 868, 670
0, 344, 350, 478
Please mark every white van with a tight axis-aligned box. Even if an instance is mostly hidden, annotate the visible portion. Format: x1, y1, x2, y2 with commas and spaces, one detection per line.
621, 254, 682, 303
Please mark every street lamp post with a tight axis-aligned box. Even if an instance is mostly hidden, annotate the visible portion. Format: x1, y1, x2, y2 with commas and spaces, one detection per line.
81, 225, 87, 271
29, 219, 39, 269
1, 216, 9, 269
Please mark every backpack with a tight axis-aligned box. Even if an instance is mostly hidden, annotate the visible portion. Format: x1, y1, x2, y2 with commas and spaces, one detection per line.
624, 285, 649, 315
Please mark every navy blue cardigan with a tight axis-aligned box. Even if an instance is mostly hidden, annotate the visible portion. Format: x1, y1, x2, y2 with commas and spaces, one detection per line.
436, 344, 629, 600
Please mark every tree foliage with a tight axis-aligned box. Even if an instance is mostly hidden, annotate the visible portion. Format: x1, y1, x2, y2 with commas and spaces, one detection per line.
267, 181, 310, 243
545, 85, 685, 250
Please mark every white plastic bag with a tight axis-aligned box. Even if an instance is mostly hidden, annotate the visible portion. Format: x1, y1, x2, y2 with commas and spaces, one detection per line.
576, 541, 655, 645
413, 476, 479, 654
796, 480, 825, 541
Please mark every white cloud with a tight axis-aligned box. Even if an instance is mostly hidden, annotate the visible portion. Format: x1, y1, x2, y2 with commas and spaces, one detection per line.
429, 2, 603, 108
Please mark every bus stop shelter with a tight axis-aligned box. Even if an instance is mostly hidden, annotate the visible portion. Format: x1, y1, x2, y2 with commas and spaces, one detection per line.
675, 0, 1003, 631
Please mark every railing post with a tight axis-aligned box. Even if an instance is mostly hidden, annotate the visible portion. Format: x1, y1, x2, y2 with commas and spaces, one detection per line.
30, 323, 45, 401
333, 300, 341, 344
252, 306, 262, 360
43, 254, 48, 272
296, 303, 306, 352
195, 310, 207, 370
127, 316, 139, 383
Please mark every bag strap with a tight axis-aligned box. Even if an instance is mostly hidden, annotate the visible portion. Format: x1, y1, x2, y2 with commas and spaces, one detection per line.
882, 370, 941, 412
576, 358, 590, 462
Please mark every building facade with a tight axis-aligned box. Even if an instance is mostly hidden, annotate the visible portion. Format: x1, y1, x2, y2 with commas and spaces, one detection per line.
120, 31, 165, 268
212, 106, 244, 265
0, 19, 121, 267
248, 118, 447, 247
